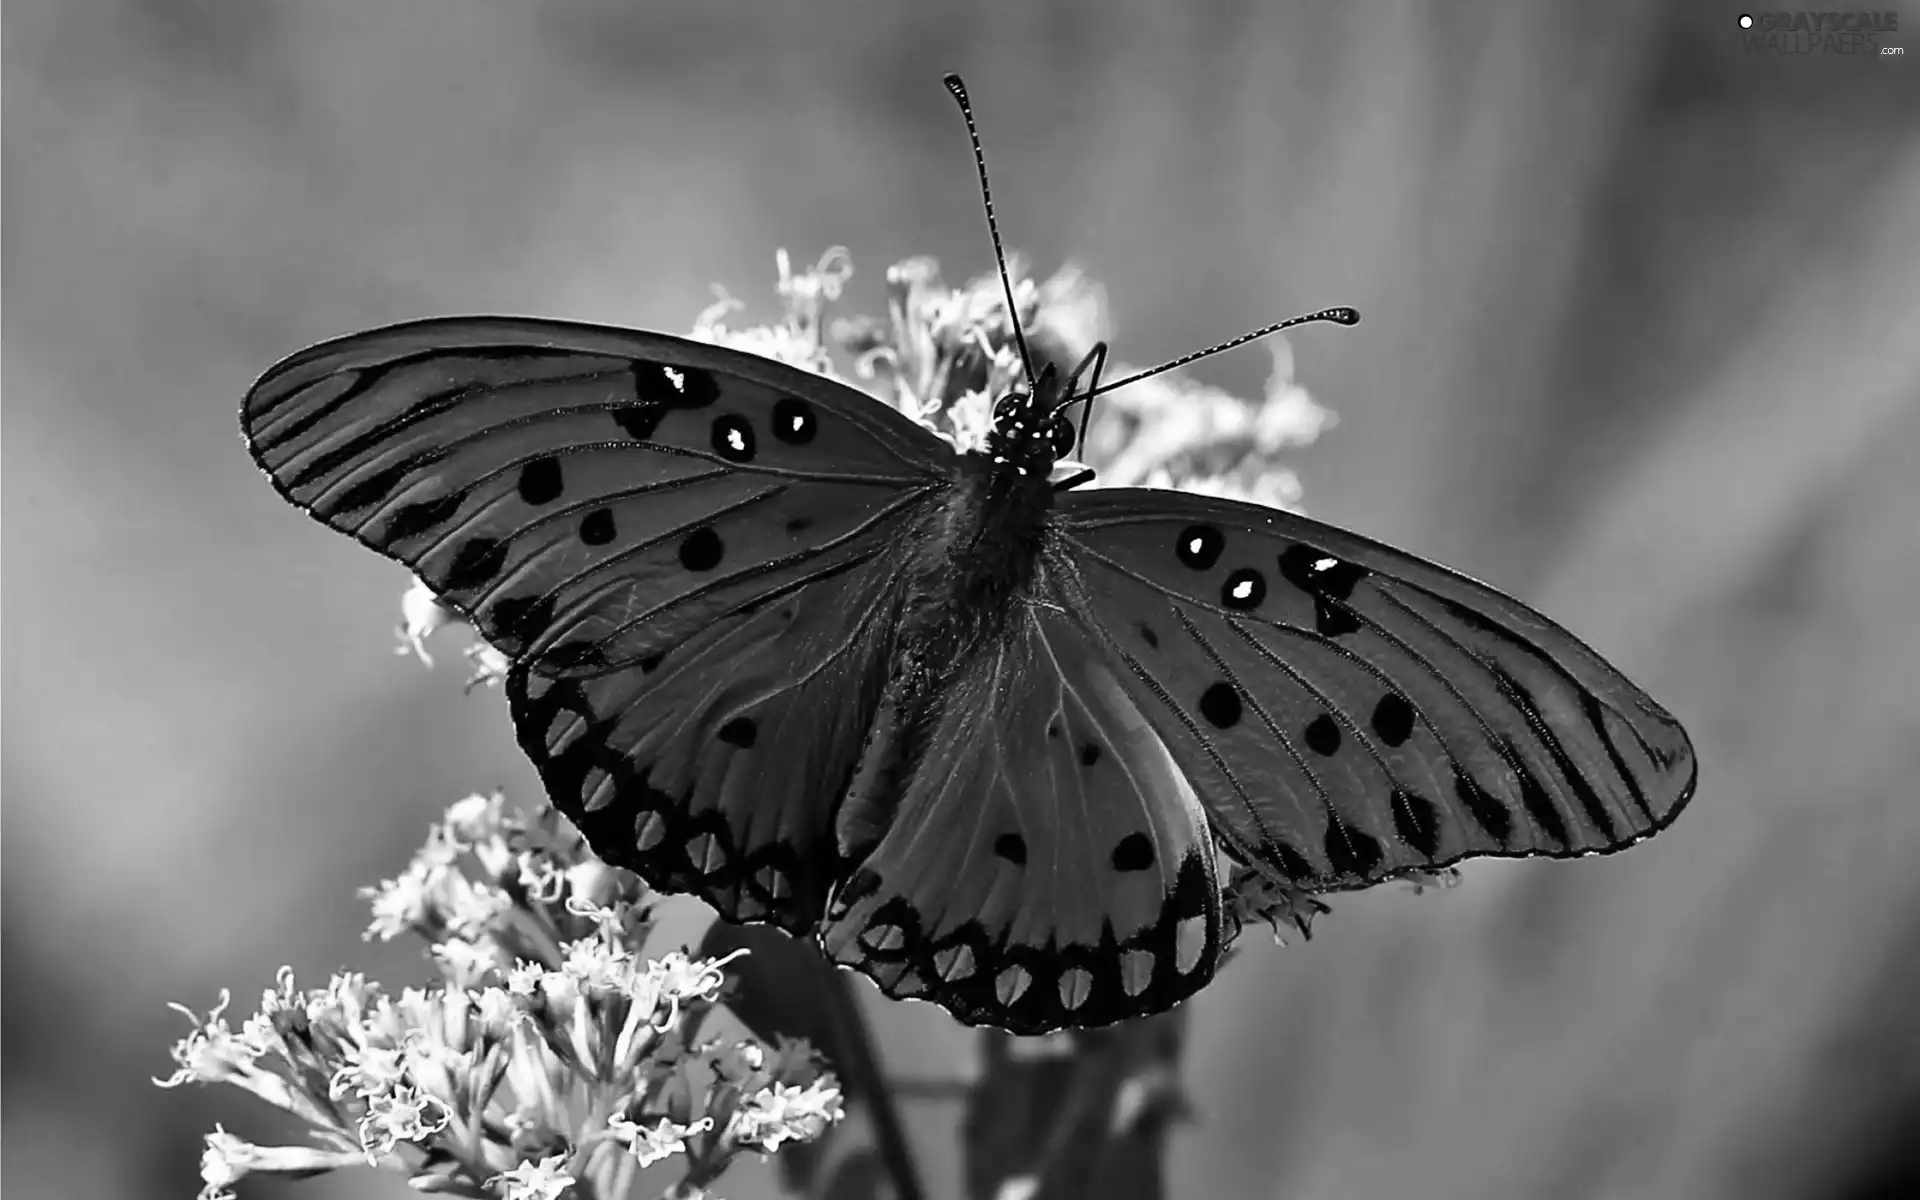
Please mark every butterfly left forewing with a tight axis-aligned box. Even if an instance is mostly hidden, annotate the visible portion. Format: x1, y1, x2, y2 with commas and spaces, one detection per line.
243, 317, 948, 672
245, 316, 957, 931
1054, 488, 1697, 892
819, 601, 1224, 1034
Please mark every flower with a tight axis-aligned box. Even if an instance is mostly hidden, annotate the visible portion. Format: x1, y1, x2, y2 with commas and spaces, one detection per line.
395, 575, 454, 664
357, 1083, 449, 1160
490, 1152, 576, 1199
726, 1078, 848, 1155
162, 789, 841, 1197
608, 1114, 715, 1168
196, 1125, 365, 1200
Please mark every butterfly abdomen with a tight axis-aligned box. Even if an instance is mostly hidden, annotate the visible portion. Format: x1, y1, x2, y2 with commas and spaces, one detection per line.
832, 454, 1060, 852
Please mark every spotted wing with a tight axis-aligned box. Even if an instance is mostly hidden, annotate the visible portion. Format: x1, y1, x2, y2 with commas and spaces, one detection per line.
819, 597, 1225, 1035
1053, 489, 1698, 891
242, 317, 948, 674
243, 317, 953, 928
509, 547, 904, 932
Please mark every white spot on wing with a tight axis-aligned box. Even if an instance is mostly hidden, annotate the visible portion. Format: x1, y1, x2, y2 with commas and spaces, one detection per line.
685, 832, 727, 874
1119, 949, 1156, 996
934, 945, 975, 982
995, 965, 1033, 1006
1175, 915, 1209, 975
635, 811, 667, 852
1058, 967, 1094, 1011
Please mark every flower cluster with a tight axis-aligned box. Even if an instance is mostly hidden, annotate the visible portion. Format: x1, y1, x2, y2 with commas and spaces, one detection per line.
159, 793, 843, 1199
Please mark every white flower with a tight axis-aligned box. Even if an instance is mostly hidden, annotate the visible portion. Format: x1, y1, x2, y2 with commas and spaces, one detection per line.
156, 991, 307, 1115
362, 859, 444, 941
357, 1082, 449, 1161
726, 1078, 846, 1155
196, 1125, 364, 1200
608, 1113, 715, 1168
432, 938, 502, 990
443, 791, 506, 846
463, 642, 512, 690
395, 576, 456, 664
646, 948, 748, 1032
490, 1152, 576, 1200
328, 1040, 410, 1102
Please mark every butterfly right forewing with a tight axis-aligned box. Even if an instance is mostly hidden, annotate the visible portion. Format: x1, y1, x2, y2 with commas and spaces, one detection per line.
1052, 488, 1698, 892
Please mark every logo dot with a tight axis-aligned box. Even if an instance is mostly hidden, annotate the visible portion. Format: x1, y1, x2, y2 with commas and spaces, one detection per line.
1737, 13, 1753, 28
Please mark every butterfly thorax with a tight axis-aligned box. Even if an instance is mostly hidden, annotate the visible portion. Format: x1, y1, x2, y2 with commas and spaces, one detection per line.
895, 450, 1058, 671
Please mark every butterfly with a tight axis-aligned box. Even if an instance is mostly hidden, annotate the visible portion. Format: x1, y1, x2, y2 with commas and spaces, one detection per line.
241, 75, 1695, 1036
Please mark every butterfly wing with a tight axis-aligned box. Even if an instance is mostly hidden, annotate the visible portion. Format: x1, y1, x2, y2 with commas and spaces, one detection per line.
1052, 489, 1698, 890
819, 601, 1225, 1034
243, 317, 954, 927
508, 546, 902, 931
244, 317, 949, 670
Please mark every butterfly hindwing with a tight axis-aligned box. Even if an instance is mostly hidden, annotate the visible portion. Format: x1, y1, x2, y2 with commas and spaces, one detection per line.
819, 598, 1224, 1034
242, 317, 948, 673
1054, 488, 1698, 890
509, 547, 905, 931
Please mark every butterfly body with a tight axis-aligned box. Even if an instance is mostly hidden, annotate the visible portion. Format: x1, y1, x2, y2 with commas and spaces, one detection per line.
245, 316, 1696, 1034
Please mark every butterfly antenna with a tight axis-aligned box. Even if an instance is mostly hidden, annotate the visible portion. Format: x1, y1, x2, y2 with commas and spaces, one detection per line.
1074, 342, 1108, 450
943, 73, 1038, 393
1087, 306, 1361, 397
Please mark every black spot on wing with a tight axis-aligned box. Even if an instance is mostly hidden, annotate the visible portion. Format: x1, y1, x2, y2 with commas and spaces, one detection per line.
631, 361, 720, 409
772, 396, 818, 444
1221, 568, 1266, 610
385, 490, 465, 543
490, 593, 557, 649
1323, 813, 1384, 878
1303, 714, 1341, 756
1371, 693, 1415, 747
517, 456, 564, 505
1176, 525, 1224, 570
1199, 682, 1242, 728
1271, 838, 1316, 881
1278, 544, 1366, 601
711, 414, 756, 463
718, 717, 757, 748
993, 833, 1027, 865
445, 537, 506, 590
678, 527, 724, 572
1454, 769, 1513, 846
1111, 832, 1154, 872
1391, 788, 1442, 858
579, 508, 616, 546
1278, 544, 1366, 637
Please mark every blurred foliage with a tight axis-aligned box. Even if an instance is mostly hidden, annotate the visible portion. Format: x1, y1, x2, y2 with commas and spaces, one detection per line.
6, 2, 1919, 1199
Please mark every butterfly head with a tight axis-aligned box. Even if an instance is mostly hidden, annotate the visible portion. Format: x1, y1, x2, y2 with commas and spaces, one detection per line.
984, 345, 1106, 481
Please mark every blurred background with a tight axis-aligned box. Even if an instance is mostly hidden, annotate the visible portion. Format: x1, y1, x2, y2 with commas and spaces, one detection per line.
6, 2, 1919, 1197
